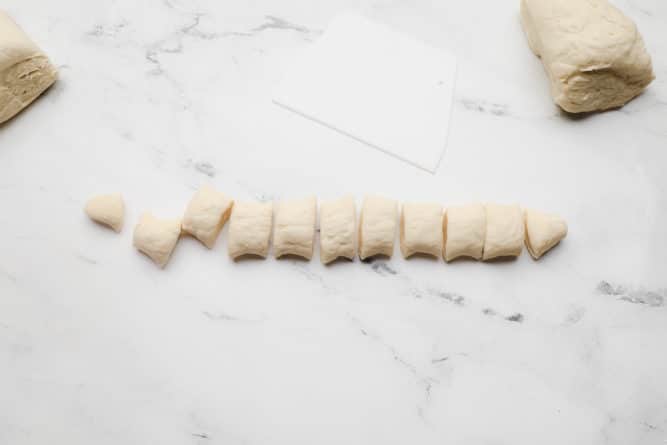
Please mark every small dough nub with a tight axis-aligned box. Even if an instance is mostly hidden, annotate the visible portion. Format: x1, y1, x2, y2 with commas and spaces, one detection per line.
227, 201, 273, 259
320, 196, 356, 264
524, 208, 568, 259
181, 185, 233, 248
273, 197, 317, 260
443, 203, 485, 261
400, 202, 443, 258
85, 193, 125, 232
359, 195, 397, 260
482, 204, 524, 260
133, 213, 182, 268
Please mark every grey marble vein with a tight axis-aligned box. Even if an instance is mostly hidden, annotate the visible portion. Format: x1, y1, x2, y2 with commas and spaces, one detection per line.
596, 280, 665, 307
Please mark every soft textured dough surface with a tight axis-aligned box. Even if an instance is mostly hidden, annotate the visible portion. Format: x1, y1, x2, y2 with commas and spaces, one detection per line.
273, 197, 317, 259
483, 204, 524, 260
524, 208, 568, 259
520, 0, 654, 113
181, 185, 233, 248
0, 11, 57, 124
358, 195, 397, 260
133, 213, 182, 268
85, 193, 125, 233
444, 203, 486, 261
400, 202, 443, 258
227, 201, 273, 259
319, 196, 356, 264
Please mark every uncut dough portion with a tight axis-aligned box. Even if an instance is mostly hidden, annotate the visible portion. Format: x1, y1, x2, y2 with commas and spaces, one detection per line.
181, 185, 233, 248
359, 195, 397, 260
273, 197, 317, 259
483, 204, 524, 260
520, 0, 654, 113
444, 203, 485, 261
84, 193, 124, 233
400, 202, 443, 258
320, 196, 356, 264
133, 213, 182, 268
227, 201, 273, 259
0, 11, 58, 124
524, 208, 568, 259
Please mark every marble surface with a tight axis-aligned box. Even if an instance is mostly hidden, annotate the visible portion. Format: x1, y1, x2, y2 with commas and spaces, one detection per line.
1, 0, 666, 444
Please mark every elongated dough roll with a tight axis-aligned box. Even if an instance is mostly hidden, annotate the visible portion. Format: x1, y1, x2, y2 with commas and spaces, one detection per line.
482, 204, 524, 260
133, 213, 181, 268
359, 195, 397, 260
524, 208, 568, 259
320, 196, 356, 264
0, 11, 58, 124
273, 197, 317, 259
400, 202, 443, 258
443, 203, 485, 261
227, 201, 273, 259
181, 185, 233, 248
520, 0, 654, 113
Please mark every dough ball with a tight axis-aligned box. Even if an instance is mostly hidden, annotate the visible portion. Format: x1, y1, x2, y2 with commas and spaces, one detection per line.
133, 213, 182, 268
443, 203, 485, 261
482, 204, 524, 260
319, 196, 356, 264
400, 202, 443, 258
520, 0, 654, 113
0, 11, 57, 124
273, 196, 317, 260
524, 208, 568, 259
227, 201, 273, 259
358, 195, 397, 260
181, 185, 233, 248
84, 193, 125, 233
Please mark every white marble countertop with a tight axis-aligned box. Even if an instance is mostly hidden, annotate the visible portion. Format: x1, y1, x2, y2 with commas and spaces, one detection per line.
1, 0, 666, 444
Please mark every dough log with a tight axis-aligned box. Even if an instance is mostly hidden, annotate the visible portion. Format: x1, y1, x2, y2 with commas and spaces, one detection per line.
520, 0, 654, 113
320, 196, 356, 264
273, 197, 317, 259
133, 213, 182, 268
0, 11, 57, 124
227, 201, 273, 259
400, 202, 443, 258
359, 195, 397, 260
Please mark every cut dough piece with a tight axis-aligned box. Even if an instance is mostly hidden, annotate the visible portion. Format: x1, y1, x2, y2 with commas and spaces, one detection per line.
227, 201, 273, 259
181, 185, 233, 248
483, 204, 524, 260
520, 0, 654, 113
444, 203, 485, 261
133, 213, 181, 268
0, 11, 58, 124
320, 196, 356, 264
273, 197, 317, 259
85, 193, 124, 232
359, 195, 397, 260
524, 208, 568, 259
400, 202, 443, 258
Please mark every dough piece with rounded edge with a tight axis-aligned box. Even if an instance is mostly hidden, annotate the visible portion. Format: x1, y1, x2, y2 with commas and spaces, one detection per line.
524, 208, 568, 259
520, 0, 654, 113
133, 213, 182, 268
273, 197, 317, 259
320, 196, 356, 264
400, 202, 443, 258
443, 203, 485, 261
359, 195, 397, 260
0, 11, 58, 124
482, 204, 524, 260
85, 193, 124, 233
227, 201, 273, 259
181, 185, 233, 248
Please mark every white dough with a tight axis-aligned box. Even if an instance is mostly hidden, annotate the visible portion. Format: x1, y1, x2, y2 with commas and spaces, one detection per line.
520, 0, 654, 113
84, 193, 124, 233
181, 185, 233, 248
227, 201, 273, 259
443, 203, 485, 261
273, 197, 317, 259
483, 204, 524, 260
358, 195, 397, 260
133, 213, 182, 268
524, 208, 568, 259
400, 202, 443, 258
0, 11, 57, 124
319, 196, 356, 264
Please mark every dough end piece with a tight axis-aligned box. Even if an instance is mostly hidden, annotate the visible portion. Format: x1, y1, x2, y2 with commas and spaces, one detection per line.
85, 193, 125, 232
524, 208, 568, 259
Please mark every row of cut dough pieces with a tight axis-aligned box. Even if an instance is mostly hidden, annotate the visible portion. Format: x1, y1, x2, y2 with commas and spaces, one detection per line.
85, 187, 567, 268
